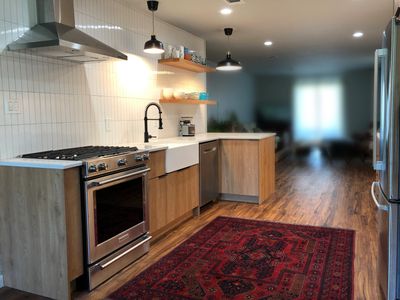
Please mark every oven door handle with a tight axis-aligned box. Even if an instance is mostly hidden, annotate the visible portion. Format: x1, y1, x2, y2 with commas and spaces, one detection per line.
90, 168, 150, 187
100, 235, 152, 269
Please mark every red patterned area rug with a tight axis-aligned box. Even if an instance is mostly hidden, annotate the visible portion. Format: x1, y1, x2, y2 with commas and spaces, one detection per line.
109, 216, 355, 300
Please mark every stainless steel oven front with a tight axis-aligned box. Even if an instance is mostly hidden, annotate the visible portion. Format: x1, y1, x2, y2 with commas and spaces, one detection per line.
84, 166, 151, 289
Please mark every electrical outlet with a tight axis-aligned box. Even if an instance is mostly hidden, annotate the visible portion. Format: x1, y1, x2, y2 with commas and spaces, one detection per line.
4, 95, 22, 114
105, 118, 111, 132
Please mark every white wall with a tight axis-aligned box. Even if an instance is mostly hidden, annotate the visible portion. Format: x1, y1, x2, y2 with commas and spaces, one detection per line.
0, 0, 207, 159
207, 70, 255, 125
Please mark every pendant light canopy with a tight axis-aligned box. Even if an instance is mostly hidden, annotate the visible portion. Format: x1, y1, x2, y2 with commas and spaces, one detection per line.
144, 1, 164, 54
217, 28, 242, 71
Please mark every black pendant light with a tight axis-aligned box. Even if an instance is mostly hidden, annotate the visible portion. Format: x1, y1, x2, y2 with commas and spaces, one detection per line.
144, 1, 164, 54
217, 28, 242, 71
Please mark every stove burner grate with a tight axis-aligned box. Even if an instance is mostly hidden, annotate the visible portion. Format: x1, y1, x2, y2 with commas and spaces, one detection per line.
21, 146, 139, 161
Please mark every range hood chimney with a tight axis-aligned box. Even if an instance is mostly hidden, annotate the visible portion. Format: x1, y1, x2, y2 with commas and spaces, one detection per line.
7, 0, 128, 63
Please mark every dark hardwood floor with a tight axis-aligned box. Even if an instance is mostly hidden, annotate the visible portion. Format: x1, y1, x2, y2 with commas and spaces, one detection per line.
0, 287, 51, 300
1, 150, 380, 299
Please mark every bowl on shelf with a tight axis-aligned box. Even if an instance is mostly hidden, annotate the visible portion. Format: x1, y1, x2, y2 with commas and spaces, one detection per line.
187, 92, 200, 100
199, 92, 209, 100
173, 90, 185, 99
162, 88, 174, 99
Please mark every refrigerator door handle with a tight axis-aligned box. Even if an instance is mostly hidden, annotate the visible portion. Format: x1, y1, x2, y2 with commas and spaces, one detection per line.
373, 49, 386, 171
371, 182, 389, 211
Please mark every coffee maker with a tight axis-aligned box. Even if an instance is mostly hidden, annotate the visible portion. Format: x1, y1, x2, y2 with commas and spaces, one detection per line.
179, 117, 195, 136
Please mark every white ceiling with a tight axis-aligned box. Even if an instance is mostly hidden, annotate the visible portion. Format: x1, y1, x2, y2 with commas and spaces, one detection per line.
129, 0, 394, 74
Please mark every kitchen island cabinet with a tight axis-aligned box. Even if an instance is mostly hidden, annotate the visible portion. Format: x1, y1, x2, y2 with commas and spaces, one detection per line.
147, 134, 275, 239
219, 136, 275, 203
146, 133, 275, 207
0, 166, 83, 300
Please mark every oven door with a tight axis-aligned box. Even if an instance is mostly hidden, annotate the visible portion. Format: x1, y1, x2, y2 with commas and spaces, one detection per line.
85, 167, 150, 264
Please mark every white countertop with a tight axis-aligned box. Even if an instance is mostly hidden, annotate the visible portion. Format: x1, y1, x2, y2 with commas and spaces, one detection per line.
0, 158, 83, 170
0, 132, 275, 170
142, 132, 275, 146
174, 132, 276, 143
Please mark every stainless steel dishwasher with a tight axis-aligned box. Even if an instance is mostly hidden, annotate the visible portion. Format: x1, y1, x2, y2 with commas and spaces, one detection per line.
200, 140, 219, 207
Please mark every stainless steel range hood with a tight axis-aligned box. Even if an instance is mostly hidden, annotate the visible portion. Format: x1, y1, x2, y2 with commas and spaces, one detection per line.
7, 0, 128, 62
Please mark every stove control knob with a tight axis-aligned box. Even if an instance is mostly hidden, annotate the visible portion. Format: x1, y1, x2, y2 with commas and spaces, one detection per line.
118, 158, 128, 166
97, 163, 108, 171
143, 154, 149, 161
88, 165, 97, 173
135, 155, 144, 162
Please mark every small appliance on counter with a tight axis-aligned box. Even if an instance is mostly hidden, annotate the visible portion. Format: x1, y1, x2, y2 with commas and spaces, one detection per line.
179, 117, 195, 136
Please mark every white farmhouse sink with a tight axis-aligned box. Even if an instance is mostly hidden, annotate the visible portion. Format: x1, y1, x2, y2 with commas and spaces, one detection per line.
165, 142, 199, 173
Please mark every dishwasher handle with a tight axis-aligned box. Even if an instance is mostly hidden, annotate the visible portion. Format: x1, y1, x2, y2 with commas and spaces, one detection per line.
203, 147, 217, 154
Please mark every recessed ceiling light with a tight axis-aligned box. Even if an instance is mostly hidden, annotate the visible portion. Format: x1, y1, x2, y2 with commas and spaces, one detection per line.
353, 32, 364, 38
264, 40, 273, 46
220, 8, 232, 15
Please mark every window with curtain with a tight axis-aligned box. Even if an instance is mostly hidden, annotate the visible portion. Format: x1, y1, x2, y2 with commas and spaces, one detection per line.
293, 78, 344, 142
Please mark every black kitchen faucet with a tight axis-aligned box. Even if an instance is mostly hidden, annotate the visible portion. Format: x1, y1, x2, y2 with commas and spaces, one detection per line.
144, 102, 163, 143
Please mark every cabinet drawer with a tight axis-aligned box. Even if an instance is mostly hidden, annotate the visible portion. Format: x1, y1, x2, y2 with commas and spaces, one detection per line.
148, 150, 166, 179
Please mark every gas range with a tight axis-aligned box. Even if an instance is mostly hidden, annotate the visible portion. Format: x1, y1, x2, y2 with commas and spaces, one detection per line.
21, 145, 150, 179
22, 145, 152, 289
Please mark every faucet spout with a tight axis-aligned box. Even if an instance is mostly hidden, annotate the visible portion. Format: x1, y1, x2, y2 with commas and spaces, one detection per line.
144, 102, 163, 143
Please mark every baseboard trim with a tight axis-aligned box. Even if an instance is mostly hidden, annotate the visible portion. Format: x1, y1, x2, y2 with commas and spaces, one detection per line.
219, 193, 259, 203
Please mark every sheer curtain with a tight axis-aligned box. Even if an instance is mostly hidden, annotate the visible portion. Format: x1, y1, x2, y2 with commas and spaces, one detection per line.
293, 78, 344, 142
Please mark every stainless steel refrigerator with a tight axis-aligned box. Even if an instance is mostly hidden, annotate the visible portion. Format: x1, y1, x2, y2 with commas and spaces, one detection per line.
372, 10, 400, 300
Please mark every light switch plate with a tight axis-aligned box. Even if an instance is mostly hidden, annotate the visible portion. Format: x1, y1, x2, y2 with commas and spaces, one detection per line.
4, 94, 22, 114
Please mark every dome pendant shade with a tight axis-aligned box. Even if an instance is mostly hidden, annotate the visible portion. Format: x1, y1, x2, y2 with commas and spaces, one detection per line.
144, 35, 164, 54
216, 53, 242, 71
143, 0, 164, 54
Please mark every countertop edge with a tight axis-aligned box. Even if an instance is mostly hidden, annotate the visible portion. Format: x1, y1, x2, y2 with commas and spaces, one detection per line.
0, 159, 83, 170
150, 133, 277, 145
139, 145, 169, 152
196, 134, 276, 142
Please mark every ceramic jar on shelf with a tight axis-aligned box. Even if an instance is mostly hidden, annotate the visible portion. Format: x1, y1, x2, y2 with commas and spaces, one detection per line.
162, 43, 206, 65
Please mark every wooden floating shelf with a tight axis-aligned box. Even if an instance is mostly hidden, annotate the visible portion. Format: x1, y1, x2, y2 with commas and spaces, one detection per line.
158, 58, 216, 73
160, 98, 217, 105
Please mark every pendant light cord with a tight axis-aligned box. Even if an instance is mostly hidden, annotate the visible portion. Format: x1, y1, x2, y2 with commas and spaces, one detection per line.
152, 11, 155, 35
227, 35, 231, 55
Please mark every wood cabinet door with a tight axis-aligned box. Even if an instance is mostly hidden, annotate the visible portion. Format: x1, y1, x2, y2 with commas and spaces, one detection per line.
148, 176, 167, 233
258, 137, 275, 202
166, 171, 180, 223
219, 140, 259, 196
165, 165, 199, 221
148, 150, 166, 179
185, 165, 199, 209
149, 165, 199, 235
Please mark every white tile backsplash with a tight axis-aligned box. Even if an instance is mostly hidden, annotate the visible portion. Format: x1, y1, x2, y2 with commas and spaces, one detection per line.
0, 0, 207, 159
